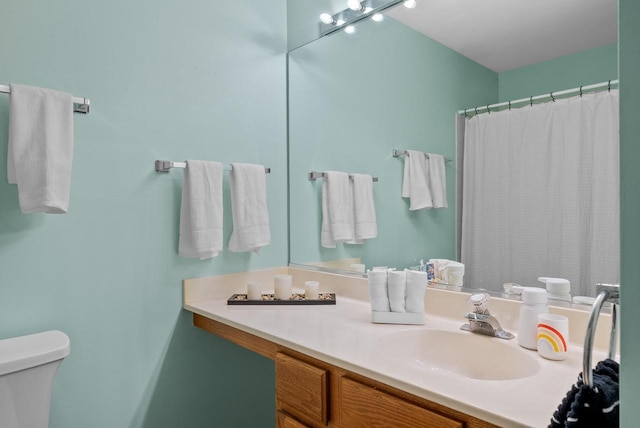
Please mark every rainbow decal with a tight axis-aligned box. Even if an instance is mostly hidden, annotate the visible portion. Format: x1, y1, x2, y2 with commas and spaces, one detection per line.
537, 323, 567, 352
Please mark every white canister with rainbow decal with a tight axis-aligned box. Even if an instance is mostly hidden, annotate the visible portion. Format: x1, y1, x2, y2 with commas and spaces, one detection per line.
537, 313, 569, 360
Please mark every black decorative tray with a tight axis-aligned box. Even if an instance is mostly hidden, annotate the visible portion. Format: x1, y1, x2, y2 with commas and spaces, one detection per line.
227, 293, 336, 306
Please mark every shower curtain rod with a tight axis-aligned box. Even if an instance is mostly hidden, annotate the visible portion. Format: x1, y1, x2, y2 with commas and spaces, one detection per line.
458, 79, 619, 117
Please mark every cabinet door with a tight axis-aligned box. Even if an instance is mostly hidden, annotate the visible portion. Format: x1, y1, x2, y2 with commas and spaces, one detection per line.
340, 377, 463, 428
276, 353, 328, 426
277, 411, 310, 428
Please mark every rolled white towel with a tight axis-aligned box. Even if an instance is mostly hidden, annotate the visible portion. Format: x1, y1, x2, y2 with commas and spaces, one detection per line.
367, 270, 390, 312
387, 270, 407, 313
405, 269, 428, 313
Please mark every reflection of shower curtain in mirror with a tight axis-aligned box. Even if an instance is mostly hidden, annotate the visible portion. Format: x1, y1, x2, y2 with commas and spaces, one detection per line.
460, 90, 619, 297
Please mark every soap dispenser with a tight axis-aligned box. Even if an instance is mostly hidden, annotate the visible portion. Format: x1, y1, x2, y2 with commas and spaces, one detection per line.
538, 277, 571, 303
517, 288, 548, 350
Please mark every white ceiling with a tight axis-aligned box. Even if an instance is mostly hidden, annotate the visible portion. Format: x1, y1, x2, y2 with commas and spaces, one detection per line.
385, 0, 618, 72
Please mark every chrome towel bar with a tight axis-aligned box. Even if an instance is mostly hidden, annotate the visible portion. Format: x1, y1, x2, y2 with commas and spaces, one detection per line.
0, 84, 90, 114
308, 171, 379, 182
155, 160, 271, 174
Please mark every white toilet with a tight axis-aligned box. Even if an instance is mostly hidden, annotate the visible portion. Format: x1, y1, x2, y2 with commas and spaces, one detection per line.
0, 330, 70, 428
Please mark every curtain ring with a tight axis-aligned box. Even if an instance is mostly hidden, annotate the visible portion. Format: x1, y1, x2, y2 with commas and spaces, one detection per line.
508, 100, 511, 111
486, 105, 490, 114
475, 106, 478, 115
550, 92, 555, 102
608, 80, 612, 91
530, 96, 533, 107
463, 109, 468, 118
580, 86, 583, 97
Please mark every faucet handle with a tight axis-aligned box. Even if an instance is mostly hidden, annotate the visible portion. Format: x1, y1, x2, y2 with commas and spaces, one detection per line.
468, 293, 489, 312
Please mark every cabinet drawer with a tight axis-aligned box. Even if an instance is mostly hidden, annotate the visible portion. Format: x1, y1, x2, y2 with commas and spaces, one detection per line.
276, 353, 328, 426
277, 410, 311, 428
340, 377, 463, 428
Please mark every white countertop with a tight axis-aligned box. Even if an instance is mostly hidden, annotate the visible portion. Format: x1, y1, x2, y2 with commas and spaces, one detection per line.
185, 287, 602, 428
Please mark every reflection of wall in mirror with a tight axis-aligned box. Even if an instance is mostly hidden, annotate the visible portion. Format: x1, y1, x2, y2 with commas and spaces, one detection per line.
288, 4, 618, 295
288, 16, 497, 272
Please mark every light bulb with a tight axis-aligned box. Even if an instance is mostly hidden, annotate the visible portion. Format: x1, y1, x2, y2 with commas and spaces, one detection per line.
320, 13, 335, 24
336, 19, 346, 26
403, 0, 417, 8
372, 13, 384, 22
345, 25, 356, 34
347, 0, 364, 11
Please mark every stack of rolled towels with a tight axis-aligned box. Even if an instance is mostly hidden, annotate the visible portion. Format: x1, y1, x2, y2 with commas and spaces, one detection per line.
367, 268, 427, 314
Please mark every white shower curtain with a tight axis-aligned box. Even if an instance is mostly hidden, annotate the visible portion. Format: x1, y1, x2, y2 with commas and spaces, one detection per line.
460, 90, 619, 297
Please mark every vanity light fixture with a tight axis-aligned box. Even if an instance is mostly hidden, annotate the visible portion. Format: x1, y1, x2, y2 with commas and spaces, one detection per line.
347, 0, 365, 11
320, 13, 335, 25
319, 0, 408, 37
403, 0, 417, 9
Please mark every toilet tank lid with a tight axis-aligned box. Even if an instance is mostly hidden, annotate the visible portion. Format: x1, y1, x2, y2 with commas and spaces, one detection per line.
0, 330, 70, 376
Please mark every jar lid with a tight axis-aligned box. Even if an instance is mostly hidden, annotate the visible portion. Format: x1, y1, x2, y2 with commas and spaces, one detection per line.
522, 287, 547, 305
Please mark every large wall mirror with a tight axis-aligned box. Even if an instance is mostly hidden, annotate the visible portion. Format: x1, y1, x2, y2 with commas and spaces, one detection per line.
287, 0, 619, 300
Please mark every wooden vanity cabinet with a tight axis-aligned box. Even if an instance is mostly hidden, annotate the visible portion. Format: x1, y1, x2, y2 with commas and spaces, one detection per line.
277, 411, 311, 428
339, 376, 462, 428
193, 314, 498, 428
275, 353, 328, 426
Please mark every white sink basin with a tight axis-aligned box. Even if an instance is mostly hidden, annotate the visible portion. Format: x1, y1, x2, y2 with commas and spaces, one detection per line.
375, 329, 540, 381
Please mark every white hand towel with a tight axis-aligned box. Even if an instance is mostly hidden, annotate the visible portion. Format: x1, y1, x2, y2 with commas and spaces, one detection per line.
405, 269, 427, 313
428, 153, 447, 208
401, 150, 432, 210
8, 84, 74, 213
179, 160, 223, 259
228, 163, 271, 254
351, 173, 378, 240
388, 270, 407, 313
367, 270, 390, 312
321, 171, 354, 248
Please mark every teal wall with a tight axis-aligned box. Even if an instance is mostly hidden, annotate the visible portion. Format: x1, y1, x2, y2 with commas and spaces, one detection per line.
288, 17, 497, 270
619, 1, 639, 425
498, 43, 618, 101
1, 0, 636, 425
0, 1, 286, 427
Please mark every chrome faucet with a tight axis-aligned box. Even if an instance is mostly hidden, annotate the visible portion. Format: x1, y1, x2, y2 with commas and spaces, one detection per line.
460, 293, 514, 340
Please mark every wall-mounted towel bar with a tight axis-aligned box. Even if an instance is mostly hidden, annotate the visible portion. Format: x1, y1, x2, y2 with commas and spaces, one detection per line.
155, 160, 271, 174
0, 84, 90, 114
393, 149, 451, 162
308, 171, 379, 182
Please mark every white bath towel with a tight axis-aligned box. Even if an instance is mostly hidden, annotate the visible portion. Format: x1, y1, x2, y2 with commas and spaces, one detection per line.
351, 173, 378, 241
8, 84, 74, 213
405, 269, 427, 313
401, 149, 432, 210
388, 270, 407, 313
179, 160, 223, 259
228, 163, 271, 254
428, 153, 447, 208
367, 269, 390, 312
321, 171, 354, 248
